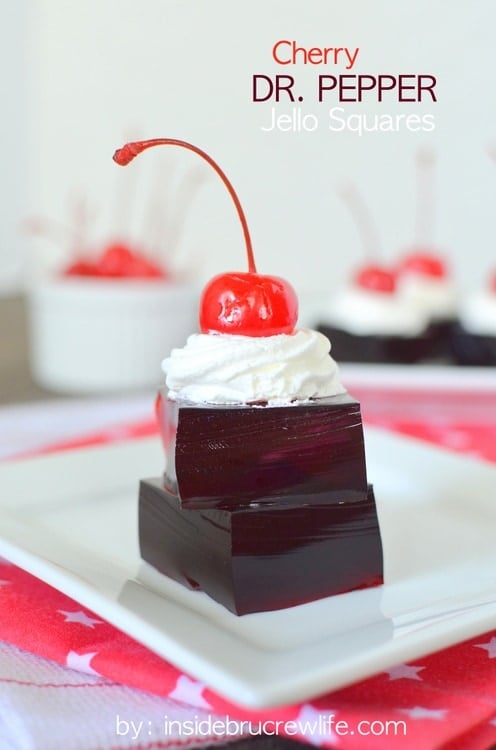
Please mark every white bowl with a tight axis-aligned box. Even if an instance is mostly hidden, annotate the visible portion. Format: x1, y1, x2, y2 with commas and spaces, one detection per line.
28, 278, 199, 394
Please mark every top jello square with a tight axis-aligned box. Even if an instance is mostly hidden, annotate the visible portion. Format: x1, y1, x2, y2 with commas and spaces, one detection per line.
158, 389, 367, 509
114, 138, 369, 510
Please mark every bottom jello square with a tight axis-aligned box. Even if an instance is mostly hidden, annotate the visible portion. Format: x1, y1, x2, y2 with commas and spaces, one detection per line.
139, 478, 383, 615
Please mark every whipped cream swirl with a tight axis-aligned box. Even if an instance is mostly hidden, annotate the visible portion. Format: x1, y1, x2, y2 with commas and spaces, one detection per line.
162, 329, 345, 405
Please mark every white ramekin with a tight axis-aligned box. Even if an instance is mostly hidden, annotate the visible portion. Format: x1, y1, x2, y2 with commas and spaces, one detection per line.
28, 278, 200, 394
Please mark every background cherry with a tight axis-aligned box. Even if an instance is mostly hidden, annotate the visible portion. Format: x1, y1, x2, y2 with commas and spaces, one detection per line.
62, 243, 167, 279
27, 209, 168, 280
399, 251, 446, 279
95, 243, 166, 279
354, 265, 396, 294
63, 260, 100, 277
338, 182, 397, 295
114, 138, 298, 336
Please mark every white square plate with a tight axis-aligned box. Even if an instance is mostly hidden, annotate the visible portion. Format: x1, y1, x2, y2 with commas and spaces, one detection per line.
1, 428, 496, 708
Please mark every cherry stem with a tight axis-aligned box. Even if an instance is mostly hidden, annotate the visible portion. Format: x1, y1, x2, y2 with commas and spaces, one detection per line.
113, 138, 257, 274
414, 148, 435, 246
338, 182, 381, 259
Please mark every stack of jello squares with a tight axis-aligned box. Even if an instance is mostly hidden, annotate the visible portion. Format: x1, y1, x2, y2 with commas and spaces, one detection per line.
112, 135, 384, 615
139, 390, 383, 615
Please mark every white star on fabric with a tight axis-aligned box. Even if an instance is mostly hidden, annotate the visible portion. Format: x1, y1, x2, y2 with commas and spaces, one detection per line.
57, 610, 103, 628
398, 706, 448, 720
474, 637, 496, 659
66, 650, 101, 676
169, 676, 212, 709
294, 704, 339, 746
385, 664, 425, 681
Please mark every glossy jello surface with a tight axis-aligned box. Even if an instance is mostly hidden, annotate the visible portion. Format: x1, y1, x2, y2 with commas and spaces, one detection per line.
139, 478, 383, 615
158, 392, 368, 509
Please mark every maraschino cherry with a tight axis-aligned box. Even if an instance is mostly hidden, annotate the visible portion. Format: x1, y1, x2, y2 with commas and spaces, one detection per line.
398, 251, 446, 279
63, 259, 100, 277
94, 243, 166, 278
113, 138, 298, 336
63, 243, 167, 279
354, 265, 396, 294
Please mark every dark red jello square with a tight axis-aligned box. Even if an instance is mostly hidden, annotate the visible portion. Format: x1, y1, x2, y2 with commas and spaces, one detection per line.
157, 392, 368, 509
139, 478, 383, 615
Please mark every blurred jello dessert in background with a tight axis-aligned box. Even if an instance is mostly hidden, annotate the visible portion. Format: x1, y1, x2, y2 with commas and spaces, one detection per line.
318, 263, 433, 364
316, 183, 432, 364
27, 170, 201, 393
114, 137, 383, 615
451, 272, 496, 366
318, 151, 457, 365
